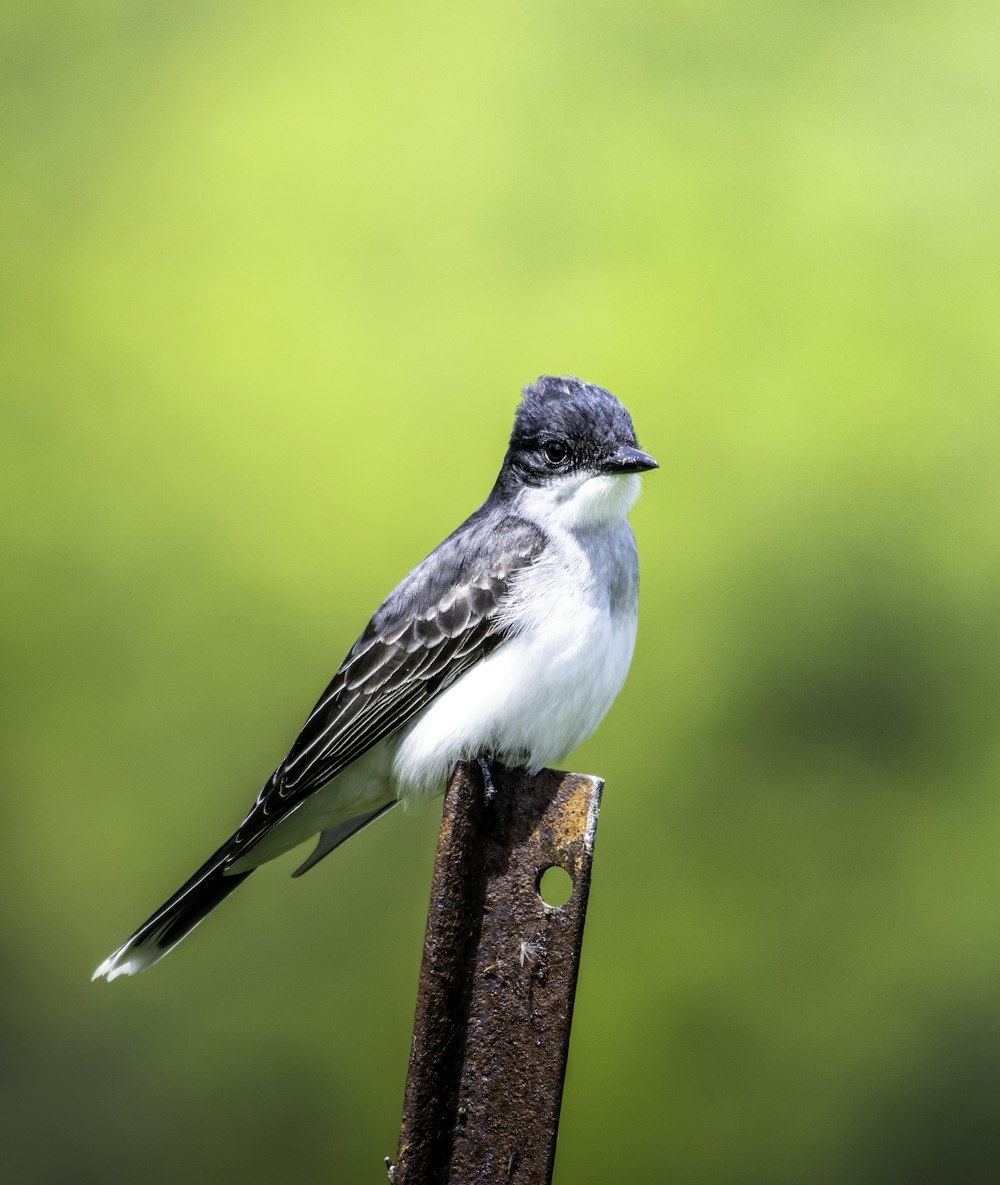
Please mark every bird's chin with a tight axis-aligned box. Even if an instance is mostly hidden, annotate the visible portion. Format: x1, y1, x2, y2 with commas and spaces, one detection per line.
518, 471, 642, 531
574, 472, 642, 528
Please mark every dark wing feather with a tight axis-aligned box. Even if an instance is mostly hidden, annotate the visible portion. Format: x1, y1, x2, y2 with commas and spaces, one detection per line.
225, 512, 546, 861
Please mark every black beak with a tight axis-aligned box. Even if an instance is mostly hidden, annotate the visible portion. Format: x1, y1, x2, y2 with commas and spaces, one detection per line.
603, 444, 659, 474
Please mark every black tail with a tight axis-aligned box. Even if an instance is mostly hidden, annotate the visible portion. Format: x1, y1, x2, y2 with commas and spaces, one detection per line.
93, 843, 252, 981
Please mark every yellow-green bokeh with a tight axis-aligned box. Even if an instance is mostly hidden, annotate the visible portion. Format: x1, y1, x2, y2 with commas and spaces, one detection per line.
3, 3, 999, 1182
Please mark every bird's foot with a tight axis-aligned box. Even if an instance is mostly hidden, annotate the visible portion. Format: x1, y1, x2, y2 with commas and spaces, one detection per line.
476, 754, 498, 804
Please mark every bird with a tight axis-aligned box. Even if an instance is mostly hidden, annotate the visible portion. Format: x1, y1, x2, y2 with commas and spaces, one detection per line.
93, 375, 657, 981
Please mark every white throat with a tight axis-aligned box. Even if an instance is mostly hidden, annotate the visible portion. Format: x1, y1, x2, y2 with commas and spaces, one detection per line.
514, 471, 642, 534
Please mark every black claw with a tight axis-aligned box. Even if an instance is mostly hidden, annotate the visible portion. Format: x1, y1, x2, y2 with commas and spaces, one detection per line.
476, 755, 497, 804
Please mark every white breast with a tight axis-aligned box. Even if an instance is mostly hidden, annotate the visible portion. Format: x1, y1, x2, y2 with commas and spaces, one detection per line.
392, 473, 642, 798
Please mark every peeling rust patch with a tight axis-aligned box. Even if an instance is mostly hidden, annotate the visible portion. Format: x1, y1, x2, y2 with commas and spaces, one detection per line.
392, 763, 604, 1184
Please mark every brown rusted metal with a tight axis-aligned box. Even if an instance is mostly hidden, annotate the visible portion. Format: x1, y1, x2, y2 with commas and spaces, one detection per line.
390, 761, 603, 1184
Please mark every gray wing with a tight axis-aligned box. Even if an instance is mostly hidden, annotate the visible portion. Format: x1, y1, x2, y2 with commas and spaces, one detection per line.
224, 511, 546, 862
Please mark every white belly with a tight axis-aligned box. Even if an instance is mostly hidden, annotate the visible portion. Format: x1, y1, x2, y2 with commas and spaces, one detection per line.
391, 528, 639, 798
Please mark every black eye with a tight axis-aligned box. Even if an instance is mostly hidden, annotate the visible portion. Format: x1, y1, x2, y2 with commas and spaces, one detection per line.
542, 440, 568, 465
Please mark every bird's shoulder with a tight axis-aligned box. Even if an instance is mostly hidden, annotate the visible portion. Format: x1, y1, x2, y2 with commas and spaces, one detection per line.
367, 507, 548, 646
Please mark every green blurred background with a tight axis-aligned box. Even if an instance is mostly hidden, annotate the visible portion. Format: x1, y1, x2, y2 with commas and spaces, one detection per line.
3, 2, 999, 1182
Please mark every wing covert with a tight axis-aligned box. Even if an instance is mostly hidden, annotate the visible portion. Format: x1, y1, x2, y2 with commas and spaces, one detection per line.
227, 513, 545, 857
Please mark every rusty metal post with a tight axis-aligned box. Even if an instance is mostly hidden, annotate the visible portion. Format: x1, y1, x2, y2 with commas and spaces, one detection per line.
390, 762, 603, 1184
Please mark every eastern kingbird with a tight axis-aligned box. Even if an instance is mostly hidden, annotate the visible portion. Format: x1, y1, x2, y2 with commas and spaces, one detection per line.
93, 375, 657, 980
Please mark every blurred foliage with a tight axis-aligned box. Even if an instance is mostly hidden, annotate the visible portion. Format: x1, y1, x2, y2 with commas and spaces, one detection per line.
2, 1, 999, 1182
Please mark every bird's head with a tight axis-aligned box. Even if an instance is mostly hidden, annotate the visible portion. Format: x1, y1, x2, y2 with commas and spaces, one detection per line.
496, 376, 658, 530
